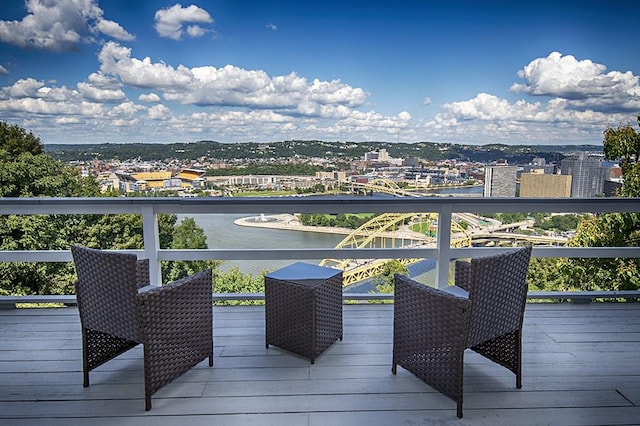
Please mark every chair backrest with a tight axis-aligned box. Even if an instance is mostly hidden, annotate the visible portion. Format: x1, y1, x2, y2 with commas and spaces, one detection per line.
71, 245, 142, 343
465, 246, 532, 347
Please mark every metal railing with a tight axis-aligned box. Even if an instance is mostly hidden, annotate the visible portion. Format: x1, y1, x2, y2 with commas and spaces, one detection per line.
1, 196, 639, 304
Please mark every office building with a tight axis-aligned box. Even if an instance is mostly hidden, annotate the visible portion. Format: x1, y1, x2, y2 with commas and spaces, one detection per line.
560, 153, 604, 197
483, 166, 517, 197
519, 173, 572, 198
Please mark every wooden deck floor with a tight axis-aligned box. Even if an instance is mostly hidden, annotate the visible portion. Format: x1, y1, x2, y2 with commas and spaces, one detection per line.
1, 303, 640, 425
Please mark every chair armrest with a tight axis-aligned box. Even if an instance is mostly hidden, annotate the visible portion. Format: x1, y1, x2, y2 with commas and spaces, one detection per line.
137, 269, 212, 332
454, 260, 471, 291
394, 274, 470, 346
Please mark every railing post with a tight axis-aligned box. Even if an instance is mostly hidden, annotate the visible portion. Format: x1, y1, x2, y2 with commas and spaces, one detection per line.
435, 203, 452, 289
141, 205, 161, 285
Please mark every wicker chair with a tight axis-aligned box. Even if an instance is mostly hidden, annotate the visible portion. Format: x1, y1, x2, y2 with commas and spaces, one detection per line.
71, 245, 213, 411
392, 246, 532, 418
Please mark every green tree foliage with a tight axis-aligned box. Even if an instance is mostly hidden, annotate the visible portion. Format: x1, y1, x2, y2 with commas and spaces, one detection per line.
0, 125, 102, 295
534, 214, 583, 232
561, 116, 640, 291
212, 266, 266, 305
372, 260, 409, 294
298, 213, 375, 229
603, 116, 640, 197
0, 123, 221, 296
527, 257, 568, 292
0, 121, 43, 157
162, 217, 222, 282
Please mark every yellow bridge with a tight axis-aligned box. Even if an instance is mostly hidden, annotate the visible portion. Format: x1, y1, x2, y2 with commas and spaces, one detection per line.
320, 212, 471, 286
329, 179, 565, 286
348, 178, 422, 197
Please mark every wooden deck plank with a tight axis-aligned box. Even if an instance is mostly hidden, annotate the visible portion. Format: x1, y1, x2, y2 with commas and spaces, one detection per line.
1, 303, 639, 425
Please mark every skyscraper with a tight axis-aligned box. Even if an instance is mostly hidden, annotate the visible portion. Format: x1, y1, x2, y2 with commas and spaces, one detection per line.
483, 166, 517, 197
560, 153, 604, 197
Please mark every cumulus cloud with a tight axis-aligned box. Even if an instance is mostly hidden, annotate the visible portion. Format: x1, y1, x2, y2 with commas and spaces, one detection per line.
139, 93, 161, 103
148, 104, 171, 119
154, 4, 213, 40
94, 18, 135, 42
77, 82, 125, 102
99, 42, 194, 89
511, 52, 640, 113
0, 65, 8, 74
423, 97, 432, 106
266, 23, 278, 31
0, 0, 134, 51
97, 42, 368, 116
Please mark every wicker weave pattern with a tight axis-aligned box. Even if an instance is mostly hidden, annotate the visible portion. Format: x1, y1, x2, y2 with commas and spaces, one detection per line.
265, 270, 342, 363
392, 246, 532, 418
71, 245, 213, 411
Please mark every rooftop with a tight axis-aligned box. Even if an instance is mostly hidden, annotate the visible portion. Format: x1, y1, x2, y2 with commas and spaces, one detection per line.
2, 302, 639, 425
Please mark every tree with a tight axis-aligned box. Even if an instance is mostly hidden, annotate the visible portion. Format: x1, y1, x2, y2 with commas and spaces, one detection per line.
0, 121, 43, 156
0, 123, 216, 296
603, 116, 640, 197
212, 266, 266, 305
561, 116, 640, 291
162, 217, 222, 282
373, 259, 409, 294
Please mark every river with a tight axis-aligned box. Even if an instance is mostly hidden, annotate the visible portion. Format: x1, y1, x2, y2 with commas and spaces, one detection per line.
183, 212, 345, 275
182, 188, 481, 290
182, 209, 438, 291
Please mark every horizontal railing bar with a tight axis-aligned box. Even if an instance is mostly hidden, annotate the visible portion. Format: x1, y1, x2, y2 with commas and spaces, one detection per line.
3, 290, 639, 308
3, 246, 639, 264
1, 196, 640, 215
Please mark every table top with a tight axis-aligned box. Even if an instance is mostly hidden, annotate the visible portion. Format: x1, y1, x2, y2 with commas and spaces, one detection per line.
265, 262, 341, 285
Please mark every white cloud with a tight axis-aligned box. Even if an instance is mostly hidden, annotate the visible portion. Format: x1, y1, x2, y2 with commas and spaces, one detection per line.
8, 78, 45, 98
77, 82, 126, 102
56, 116, 81, 124
109, 101, 145, 116
186, 25, 208, 38
154, 4, 213, 40
99, 42, 194, 89
97, 43, 369, 116
0, 0, 134, 51
94, 19, 135, 42
511, 52, 640, 113
148, 104, 171, 119
139, 93, 161, 103
7, 43, 636, 146
266, 23, 278, 31
0, 65, 8, 74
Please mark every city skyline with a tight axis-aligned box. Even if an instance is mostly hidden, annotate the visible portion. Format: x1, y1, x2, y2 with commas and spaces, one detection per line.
1, 0, 640, 146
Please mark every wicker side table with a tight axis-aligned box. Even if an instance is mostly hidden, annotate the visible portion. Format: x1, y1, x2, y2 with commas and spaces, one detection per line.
265, 262, 343, 364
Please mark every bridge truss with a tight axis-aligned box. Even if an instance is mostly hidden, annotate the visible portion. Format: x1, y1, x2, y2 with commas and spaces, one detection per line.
320, 212, 471, 286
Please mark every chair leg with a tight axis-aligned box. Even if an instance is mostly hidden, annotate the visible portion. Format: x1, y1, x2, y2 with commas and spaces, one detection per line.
209, 354, 214, 367
457, 401, 463, 418
145, 395, 152, 411
391, 362, 397, 375
81, 329, 90, 387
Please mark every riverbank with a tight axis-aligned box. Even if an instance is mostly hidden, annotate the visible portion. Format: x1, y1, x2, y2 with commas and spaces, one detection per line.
234, 214, 353, 235
234, 213, 430, 241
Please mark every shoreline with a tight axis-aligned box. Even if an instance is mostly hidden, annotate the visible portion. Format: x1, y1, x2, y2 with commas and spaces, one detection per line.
234, 213, 430, 240
233, 214, 354, 235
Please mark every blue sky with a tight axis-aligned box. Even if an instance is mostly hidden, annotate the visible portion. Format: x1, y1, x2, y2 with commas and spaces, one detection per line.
1, 0, 639, 146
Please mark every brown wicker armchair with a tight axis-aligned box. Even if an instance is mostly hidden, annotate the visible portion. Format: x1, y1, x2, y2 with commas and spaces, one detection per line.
71, 245, 213, 411
392, 246, 532, 418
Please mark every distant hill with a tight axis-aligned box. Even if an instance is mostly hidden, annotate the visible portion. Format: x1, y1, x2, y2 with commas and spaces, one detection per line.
44, 140, 602, 164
